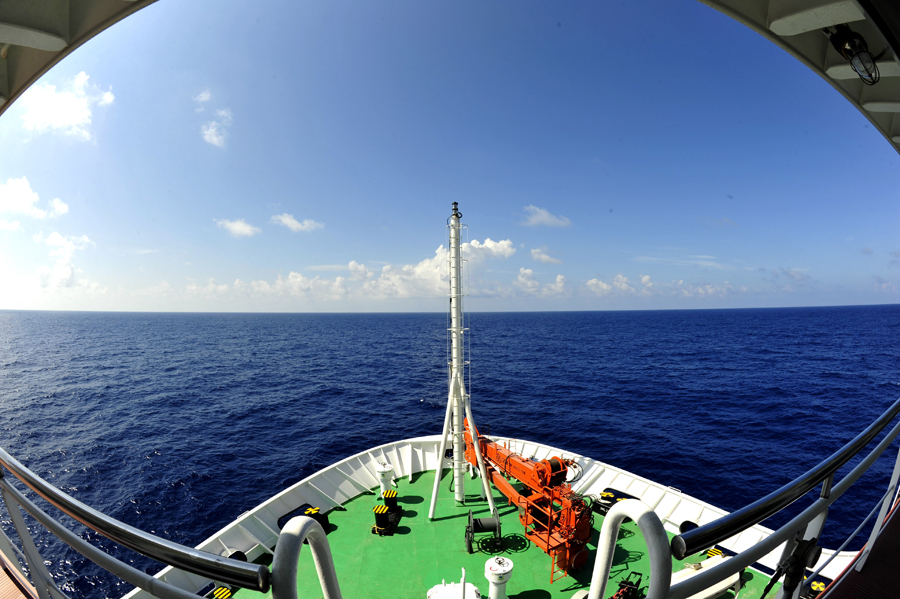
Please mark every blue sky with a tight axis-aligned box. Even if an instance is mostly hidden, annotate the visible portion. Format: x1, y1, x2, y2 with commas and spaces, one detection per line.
1, 0, 898, 312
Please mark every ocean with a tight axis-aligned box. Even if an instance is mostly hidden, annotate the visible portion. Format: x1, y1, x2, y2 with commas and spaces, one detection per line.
0, 306, 898, 598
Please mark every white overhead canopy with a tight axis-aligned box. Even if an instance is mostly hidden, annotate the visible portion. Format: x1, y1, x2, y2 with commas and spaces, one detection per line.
1, 0, 899, 153
0, 0, 156, 113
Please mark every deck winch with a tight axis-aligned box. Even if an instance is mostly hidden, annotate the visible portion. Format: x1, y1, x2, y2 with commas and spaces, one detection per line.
463, 420, 592, 581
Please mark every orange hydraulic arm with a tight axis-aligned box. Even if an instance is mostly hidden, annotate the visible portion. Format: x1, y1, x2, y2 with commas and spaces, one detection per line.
463, 419, 593, 580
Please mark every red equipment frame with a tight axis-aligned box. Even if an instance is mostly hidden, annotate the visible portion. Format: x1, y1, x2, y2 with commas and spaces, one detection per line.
463, 419, 593, 582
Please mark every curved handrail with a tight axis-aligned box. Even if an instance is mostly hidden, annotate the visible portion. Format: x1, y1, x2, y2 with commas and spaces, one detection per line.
584, 499, 671, 599
672, 396, 900, 559
0, 447, 269, 592
271, 517, 342, 599
666, 416, 900, 599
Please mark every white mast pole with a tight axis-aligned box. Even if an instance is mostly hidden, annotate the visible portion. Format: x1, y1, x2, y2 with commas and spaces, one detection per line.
430, 202, 497, 518
449, 202, 466, 504
428, 202, 467, 517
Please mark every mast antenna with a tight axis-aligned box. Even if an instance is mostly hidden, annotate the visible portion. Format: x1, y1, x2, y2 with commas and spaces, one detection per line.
429, 203, 497, 518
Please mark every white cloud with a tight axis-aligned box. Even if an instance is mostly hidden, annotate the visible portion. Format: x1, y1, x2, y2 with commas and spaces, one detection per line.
244, 237, 515, 302
202, 122, 226, 147
673, 280, 738, 298
521, 205, 571, 227
612, 274, 635, 293
530, 247, 562, 264
187, 278, 230, 296
515, 268, 540, 293
37, 232, 95, 289
49, 198, 69, 216
348, 260, 371, 280
640, 275, 653, 287
543, 274, 569, 296
874, 276, 896, 293
779, 267, 811, 285
134, 281, 171, 297
363, 249, 448, 299
215, 108, 233, 126
271, 213, 324, 232
193, 90, 211, 112
514, 268, 568, 296
465, 238, 516, 261
250, 273, 349, 301
19, 71, 114, 140
0, 220, 21, 231
635, 255, 729, 270
0, 177, 68, 220
201, 107, 233, 147
215, 218, 260, 238
586, 278, 612, 296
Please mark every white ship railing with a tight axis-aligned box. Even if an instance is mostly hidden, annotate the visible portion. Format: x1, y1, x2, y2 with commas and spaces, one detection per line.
0, 447, 270, 599
575, 395, 900, 599
2, 402, 900, 599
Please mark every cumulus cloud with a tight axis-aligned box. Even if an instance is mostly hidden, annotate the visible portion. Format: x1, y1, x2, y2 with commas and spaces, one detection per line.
585, 278, 612, 296
584, 273, 749, 299
348, 260, 371, 280
543, 274, 569, 296
465, 238, 516, 261
19, 71, 114, 140
612, 274, 635, 293
530, 247, 562, 264
0, 177, 69, 221
187, 279, 230, 296
241, 238, 516, 302
271, 213, 324, 232
215, 218, 260, 238
201, 108, 233, 147
35, 232, 95, 289
0, 220, 21, 231
250, 273, 350, 301
514, 268, 568, 296
521, 205, 572, 227
515, 268, 541, 293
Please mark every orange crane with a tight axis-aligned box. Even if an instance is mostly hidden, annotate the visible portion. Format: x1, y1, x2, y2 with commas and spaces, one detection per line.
463, 420, 593, 582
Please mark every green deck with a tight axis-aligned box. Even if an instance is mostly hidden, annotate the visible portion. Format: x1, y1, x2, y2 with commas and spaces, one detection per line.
233, 470, 775, 599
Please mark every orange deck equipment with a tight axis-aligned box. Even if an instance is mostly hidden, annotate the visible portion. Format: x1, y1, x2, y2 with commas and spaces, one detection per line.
463, 420, 593, 582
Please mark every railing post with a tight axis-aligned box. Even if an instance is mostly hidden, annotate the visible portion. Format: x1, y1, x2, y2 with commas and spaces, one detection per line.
0, 527, 22, 574
774, 508, 828, 599
855, 443, 900, 571
1, 485, 57, 599
579, 499, 671, 599
271, 516, 342, 599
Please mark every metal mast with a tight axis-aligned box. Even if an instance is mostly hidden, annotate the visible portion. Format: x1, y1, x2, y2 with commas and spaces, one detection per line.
429, 203, 496, 519
448, 201, 466, 503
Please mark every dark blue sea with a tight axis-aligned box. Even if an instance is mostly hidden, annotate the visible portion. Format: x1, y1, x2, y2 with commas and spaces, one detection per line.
0, 306, 898, 598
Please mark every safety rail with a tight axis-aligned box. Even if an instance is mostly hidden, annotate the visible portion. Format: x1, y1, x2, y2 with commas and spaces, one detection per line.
575, 397, 900, 599
672, 396, 900, 560
271, 516, 342, 599
0, 447, 270, 598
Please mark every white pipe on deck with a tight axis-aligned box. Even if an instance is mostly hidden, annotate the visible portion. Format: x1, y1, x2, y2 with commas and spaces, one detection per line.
271, 517, 342, 599
585, 499, 671, 599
